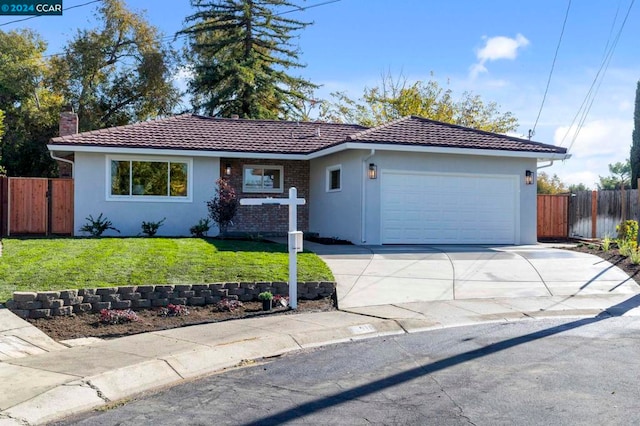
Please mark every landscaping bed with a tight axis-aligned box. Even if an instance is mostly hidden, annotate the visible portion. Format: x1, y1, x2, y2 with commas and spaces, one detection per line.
27, 297, 336, 342
567, 242, 640, 283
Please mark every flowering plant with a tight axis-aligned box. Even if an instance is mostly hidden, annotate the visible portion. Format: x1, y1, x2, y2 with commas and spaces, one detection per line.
159, 304, 189, 317
99, 309, 139, 324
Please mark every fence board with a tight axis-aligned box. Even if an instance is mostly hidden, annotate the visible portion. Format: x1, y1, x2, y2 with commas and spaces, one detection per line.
0, 177, 7, 236
564, 189, 640, 239
537, 194, 568, 238
9, 178, 47, 234
50, 179, 73, 235
568, 191, 594, 239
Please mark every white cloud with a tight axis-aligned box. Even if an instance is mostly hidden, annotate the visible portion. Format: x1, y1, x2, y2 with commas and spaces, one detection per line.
478, 34, 530, 62
553, 118, 632, 159
545, 118, 633, 187
173, 66, 194, 86
470, 34, 530, 79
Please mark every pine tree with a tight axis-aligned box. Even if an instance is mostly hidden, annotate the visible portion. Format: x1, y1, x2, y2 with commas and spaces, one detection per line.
180, 0, 317, 119
630, 81, 640, 189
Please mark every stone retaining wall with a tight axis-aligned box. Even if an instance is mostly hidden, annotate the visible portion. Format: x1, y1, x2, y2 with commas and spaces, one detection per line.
5, 281, 335, 319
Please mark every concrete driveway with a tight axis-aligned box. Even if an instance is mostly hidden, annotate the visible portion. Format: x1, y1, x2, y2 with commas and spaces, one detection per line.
308, 244, 640, 309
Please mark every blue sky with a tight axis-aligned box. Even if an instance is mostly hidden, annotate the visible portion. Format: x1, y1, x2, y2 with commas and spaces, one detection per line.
2, 0, 639, 188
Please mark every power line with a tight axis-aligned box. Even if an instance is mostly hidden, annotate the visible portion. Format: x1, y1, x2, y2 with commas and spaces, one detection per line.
530, 0, 571, 139
162, 0, 342, 43
276, 0, 341, 15
31, 0, 342, 58
559, 0, 623, 147
565, 0, 635, 153
0, 0, 102, 27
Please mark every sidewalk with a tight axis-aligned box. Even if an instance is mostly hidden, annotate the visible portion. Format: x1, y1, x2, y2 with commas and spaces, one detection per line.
2, 293, 640, 425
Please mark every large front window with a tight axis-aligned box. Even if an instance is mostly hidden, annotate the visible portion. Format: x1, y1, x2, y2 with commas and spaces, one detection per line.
242, 165, 283, 193
109, 158, 190, 200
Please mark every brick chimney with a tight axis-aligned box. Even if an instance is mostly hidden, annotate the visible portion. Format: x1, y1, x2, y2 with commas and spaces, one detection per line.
59, 105, 78, 137
55, 105, 77, 178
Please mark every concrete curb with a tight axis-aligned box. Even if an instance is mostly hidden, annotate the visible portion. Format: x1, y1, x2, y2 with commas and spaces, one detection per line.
0, 312, 404, 425
1, 297, 639, 425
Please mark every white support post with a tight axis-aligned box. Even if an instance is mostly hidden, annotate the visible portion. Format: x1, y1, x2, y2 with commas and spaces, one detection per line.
240, 187, 306, 309
288, 187, 298, 309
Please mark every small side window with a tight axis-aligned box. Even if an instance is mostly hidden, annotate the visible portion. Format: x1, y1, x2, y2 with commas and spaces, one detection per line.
326, 165, 341, 192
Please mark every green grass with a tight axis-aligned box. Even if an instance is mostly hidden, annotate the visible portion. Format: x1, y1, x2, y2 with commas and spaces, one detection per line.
0, 238, 334, 301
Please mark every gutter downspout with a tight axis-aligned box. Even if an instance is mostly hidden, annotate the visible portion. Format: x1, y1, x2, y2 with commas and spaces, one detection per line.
49, 152, 74, 178
361, 149, 375, 243
537, 160, 555, 170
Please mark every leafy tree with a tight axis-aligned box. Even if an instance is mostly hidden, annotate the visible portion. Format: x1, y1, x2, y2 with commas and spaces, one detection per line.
49, 0, 179, 131
180, 0, 318, 119
0, 29, 61, 176
568, 182, 590, 193
320, 72, 518, 133
631, 81, 640, 188
537, 172, 567, 194
598, 160, 631, 190
207, 178, 239, 235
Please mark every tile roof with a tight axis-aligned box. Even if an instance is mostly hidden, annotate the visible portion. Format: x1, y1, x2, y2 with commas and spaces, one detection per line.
50, 114, 366, 154
50, 113, 567, 156
342, 116, 566, 154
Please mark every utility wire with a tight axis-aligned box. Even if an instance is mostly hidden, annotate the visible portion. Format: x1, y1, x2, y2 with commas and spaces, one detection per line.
26, 0, 342, 57
564, 0, 635, 152
276, 0, 341, 15
161, 0, 342, 42
558, 1, 623, 147
0, 0, 102, 27
531, 0, 571, 138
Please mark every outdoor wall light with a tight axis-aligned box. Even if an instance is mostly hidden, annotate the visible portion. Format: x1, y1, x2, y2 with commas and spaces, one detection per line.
225, 163, 232, 176
368, 163, 377, 179
525, 170, 534, 185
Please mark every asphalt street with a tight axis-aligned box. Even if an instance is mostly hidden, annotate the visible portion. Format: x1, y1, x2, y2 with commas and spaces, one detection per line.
57, 315, 640, 425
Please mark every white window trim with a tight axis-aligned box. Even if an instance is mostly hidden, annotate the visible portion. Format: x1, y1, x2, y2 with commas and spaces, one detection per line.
242, 164, 284, 193
326, 164, 342, 192
105, 155, 193, 202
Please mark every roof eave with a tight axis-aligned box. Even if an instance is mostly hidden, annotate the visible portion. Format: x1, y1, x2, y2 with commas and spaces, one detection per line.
46, 144, 309, 160
48, 141, 570, 161
308, 142, 569, 160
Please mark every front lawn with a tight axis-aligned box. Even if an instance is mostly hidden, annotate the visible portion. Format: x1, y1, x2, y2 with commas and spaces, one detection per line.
0, 238, 334, 302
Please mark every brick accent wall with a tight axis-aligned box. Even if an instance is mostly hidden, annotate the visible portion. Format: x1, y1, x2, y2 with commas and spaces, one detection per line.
57, 156, 73, 178
222, 158, 310, 234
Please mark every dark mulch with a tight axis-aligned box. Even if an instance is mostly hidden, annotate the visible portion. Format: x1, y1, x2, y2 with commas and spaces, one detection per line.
27, 298, 336, 342
305, 236, 353, 245
566, 243, 640, 284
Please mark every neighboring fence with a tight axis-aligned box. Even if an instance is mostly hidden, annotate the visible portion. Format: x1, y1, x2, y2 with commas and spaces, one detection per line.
0, 177, 74, 236
538, 189, 640, 240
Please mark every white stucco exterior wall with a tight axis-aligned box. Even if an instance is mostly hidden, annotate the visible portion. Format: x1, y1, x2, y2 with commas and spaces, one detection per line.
310, 149, 538, 245
74, 152, 219, 236
309, 150, 365, 244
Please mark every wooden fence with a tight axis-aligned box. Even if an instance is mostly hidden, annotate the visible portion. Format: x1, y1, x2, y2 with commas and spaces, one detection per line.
537, 194, 569, 238
0, 177, 73, 236
538, 189, 640, 240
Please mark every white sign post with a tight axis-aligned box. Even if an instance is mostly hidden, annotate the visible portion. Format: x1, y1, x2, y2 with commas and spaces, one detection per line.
240, 187, 306, 309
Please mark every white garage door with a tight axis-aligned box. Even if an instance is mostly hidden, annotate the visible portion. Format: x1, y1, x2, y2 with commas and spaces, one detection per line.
381, 171, 518, 244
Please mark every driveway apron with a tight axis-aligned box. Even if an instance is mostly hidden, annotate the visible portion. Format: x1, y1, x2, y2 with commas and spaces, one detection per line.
311, 244, 639, 310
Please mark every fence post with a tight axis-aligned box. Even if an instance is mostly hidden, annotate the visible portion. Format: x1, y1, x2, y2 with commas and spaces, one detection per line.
47, 179, 53, 236
591, 190, 597, 239
0, 177, 6, 237
622, 186, 627, 222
